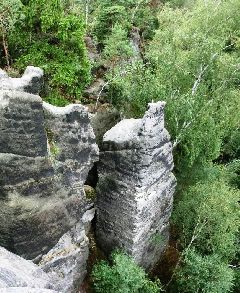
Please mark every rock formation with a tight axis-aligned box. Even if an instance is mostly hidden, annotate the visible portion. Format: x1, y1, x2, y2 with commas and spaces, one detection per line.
0, 66, 177, 291
0, 66, 43, 94
0, 246, 57, 291
0, 67, 99, 292
0, 210, 94, 293
40, 209, 95, 293
96, 101, 176, 269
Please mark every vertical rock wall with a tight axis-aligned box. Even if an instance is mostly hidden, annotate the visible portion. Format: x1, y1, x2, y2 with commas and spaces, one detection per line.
0, 71, 98, 260
0, 67, 99, 292
96, 102, 176, 269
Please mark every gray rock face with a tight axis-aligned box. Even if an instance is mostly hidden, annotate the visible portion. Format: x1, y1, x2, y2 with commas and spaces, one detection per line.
0, 66, 43, 94
0, 289, 58, 293
40, 209, 95, 293
0, 68, 98, 264
90, 107, 121, 150
0, 247, 54, 290
0, 208, 94, 293
96, 102, 176, 269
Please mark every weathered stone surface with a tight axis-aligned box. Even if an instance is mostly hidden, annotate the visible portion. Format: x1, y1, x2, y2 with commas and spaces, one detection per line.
0, 66, 43, 94
0, 287, 58, 293
0, 68, 99, 264
0, 289, 58, 293
40, 209, 95, 293
90, 107, 121, 150
0, 247, 54, 290
96, 101, 176, 269
0, 91, 47, 157
43, 102, 99, 187
0, 210, 93, 293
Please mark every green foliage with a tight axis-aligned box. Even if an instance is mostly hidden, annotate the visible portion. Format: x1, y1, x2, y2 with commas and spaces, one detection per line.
45, 127, 60, 159
107, 61, 155, 116
0, 0, 24, 67
107, 0, 240, 176
173, 178, 239, 260
0, 0, 23, 33
226, 160, 240, 189
150, 232, 164, 245
7, 0, 90, 105
174, 249, 234, 293
92, 250, 161, 293
93, 4, 129, 43
92, 0, 159, 43
233, 267, 240, 293
221, 128, 240, 162
84, 185, 96, 201
102, 23, 134, 70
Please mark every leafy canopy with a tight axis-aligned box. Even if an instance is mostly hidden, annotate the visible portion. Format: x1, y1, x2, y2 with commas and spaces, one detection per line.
174, 249, 234, 293
92, 250, 161, 293
107, 0, 240, 175
7, 0, 90, 105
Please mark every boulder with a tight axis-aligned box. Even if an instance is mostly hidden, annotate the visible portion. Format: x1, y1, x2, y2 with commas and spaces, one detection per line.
96, 102, 176, 269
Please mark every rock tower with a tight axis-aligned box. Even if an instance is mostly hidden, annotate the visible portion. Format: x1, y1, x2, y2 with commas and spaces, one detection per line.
96, 102, 176, 269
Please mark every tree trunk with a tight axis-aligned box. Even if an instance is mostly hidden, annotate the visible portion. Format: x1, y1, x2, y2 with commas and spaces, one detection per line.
1, 27, 10, 69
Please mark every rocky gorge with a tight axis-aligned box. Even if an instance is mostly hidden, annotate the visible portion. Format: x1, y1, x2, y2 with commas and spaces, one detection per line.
0, 67, 176, 292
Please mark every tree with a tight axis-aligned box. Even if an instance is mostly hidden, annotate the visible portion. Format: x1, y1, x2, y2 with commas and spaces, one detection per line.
173, 177, 239, 260
8, 0, 90, 105
173, 249, 234, 293
0, 0, 23, 68
107, 0, 240, 179
92, 250, 161, 293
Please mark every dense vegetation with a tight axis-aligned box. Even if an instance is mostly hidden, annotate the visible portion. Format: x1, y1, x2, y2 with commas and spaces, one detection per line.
1, 0, 239, 292
92, 250, 161, 293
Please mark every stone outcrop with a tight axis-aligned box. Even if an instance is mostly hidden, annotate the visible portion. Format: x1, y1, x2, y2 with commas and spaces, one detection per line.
90, 106, 121, 150
0, 209, 94, 293
0, 66, 43, 94
96, 101, 176, 269
0, 67, 99, 291
40, 209, 95, 293
0, 65, 177, 290
0, 247, 56, 291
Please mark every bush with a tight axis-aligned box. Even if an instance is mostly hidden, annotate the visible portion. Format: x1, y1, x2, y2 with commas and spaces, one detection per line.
92, 250, 161, 293
101, 23, 134, 74
92, 0, 159, 44
7, 0, 90, 105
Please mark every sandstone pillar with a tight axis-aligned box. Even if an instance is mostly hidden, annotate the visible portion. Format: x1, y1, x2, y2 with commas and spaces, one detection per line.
96, 102, 176, 269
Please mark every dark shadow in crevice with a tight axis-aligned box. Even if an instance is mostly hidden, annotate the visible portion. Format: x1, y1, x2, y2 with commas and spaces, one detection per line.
85, 162, 99, 188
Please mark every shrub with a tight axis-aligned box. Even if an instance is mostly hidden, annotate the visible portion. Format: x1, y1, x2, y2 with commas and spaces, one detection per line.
92, 0, 159, 44
92, 250, 161, 293
8, 0, 90, 105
